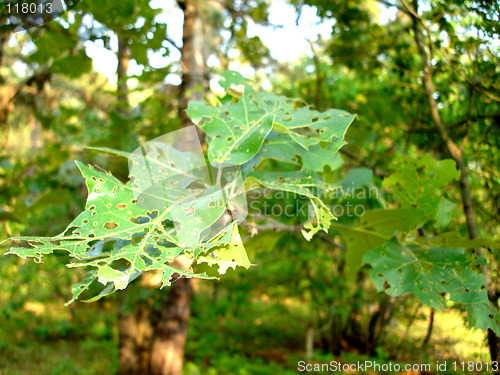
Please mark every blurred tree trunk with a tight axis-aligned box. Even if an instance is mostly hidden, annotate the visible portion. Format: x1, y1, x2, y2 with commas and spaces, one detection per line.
0, 36, 5, 82
117, 1, 206, 374
117, 35, 130, 109
118, 270, 193, 375
179, 0, 206, 130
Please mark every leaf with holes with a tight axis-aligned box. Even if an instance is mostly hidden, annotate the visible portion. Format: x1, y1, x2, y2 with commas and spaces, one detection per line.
244, 132, 344, 173
244, 170, 337, 240
4, 70, 355, 303
466, 302, 500, 335
188, 71, 355, 165
187, 94, 275, 165
6, 162, 240, 303
197, 222, 251, 274
363, 240, 489, 310
383, 155, 459, 218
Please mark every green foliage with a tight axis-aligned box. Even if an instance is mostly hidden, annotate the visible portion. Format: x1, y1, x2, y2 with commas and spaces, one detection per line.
364, 239, 500, 334
4, 71, 354, 304
336, 208, 426, 272
364, 240, 487, 309
382, 156, 460, 220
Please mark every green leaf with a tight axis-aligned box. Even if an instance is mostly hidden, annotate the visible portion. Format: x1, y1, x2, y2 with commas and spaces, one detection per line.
363, 240, 488, 310
7, 161, 244, 303
435, 198, 455, 229
52, 49, 92, 78
426, 232, 499, 249
383, 155, 459, 216
218, 70, 252, 89
466, 302, 500, 335
336, 208, 426, 272
187, 75, 355, 166
340, 168, 373, 189
244, 170, 336, 240
272, 105, 356, 150
245, 132, 344, 173
65, 273, 98, 306
197, 223, 252, 274
187, 98, 275, 165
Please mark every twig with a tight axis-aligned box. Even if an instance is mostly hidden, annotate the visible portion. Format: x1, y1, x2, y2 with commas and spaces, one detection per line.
164, 35, 182, 53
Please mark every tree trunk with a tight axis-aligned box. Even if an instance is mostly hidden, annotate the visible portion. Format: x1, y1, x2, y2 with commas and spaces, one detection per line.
118, 274, 193, 375
117, 35, 130, 109
118, 260, 194, 375
117, 0, 206, 373
178, 0, 206, 129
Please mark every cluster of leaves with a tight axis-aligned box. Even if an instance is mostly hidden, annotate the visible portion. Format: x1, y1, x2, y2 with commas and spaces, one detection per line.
4, 71, 356, 304
333, 155, 500, 334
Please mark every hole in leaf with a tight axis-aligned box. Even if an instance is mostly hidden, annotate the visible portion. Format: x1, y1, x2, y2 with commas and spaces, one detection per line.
111, 259, 131, 271
201, 116, 211, 124
89, 205, 96, 211
140, 254, 153, 267
226, 137, 233, 142
377, 273, 384, 278
104, 222, 119, 230
83, 219, 89, 224
464, 288, 470, 293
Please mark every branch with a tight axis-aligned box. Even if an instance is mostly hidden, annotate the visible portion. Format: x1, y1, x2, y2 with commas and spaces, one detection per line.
317, 233, 347, 252
409, 0, 496, 312
164, 35, 182, 53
